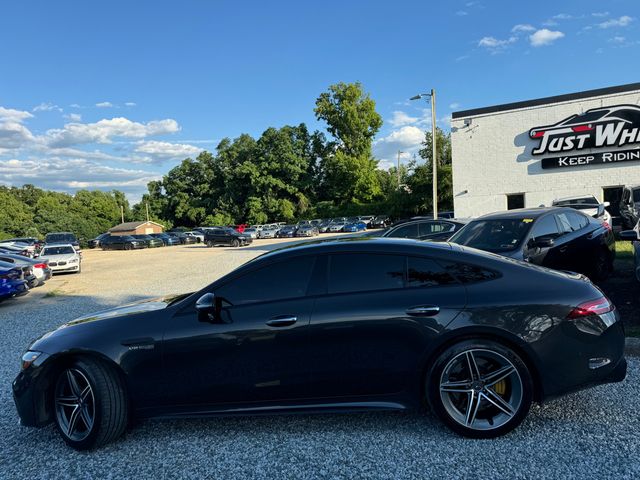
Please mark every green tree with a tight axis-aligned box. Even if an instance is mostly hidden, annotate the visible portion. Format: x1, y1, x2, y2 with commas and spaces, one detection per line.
0, 188, 34, 239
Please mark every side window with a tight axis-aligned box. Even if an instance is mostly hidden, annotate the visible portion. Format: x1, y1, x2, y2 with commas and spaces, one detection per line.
555, 213, 573, 234
329, 254, 404, 294
387, 223, 418, 239
530, 215, 560, 240
419, 222, 451, 236
567, 211, 589, 231
633, 189, 640, 203
442, 263, 500, 284
407, 257, 458, 287
217, 256, 316, 305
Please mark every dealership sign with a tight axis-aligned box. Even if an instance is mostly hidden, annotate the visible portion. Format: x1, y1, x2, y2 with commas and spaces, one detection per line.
529, 104, 640, 169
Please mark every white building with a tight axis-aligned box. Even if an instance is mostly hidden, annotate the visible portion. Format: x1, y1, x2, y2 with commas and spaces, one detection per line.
451, 82, 640, 220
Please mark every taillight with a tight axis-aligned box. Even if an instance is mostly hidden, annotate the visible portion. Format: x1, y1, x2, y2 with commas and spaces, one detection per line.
532, 130, 545, 138
567, 297, 613, 319
572, 124, 593, 133
33, 263, 47, 269
601, 221, 611, 231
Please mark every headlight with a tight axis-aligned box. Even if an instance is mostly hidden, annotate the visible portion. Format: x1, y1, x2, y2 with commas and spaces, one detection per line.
69, 258, 79, 263
21, 351, 42, 370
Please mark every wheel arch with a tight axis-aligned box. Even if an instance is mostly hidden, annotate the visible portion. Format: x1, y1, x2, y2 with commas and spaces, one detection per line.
420, 327, 545, 404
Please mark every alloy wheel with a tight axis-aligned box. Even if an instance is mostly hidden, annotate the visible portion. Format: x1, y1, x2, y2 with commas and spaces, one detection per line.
439, 348, 523, 431
54, 368, 96, 442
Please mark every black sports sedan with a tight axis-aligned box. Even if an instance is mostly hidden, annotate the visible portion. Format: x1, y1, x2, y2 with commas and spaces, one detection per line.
13, 238, 626, 449
449, 207, 616, 280
100, 235, 146, 250
204, 227, 252, 247
381, 219, 467, 242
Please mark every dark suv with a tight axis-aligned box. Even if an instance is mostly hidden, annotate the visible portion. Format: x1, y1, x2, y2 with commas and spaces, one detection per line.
619, 185, 640, 229
449, 207, 616, 280
204, 227, 252, 247
44, 232, 80, 250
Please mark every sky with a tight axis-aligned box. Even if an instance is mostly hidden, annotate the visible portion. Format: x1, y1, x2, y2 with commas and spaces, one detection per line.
1, 0, 639, 203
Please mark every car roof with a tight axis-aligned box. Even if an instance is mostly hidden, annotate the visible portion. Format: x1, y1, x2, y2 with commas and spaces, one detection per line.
475, 207, 570, 220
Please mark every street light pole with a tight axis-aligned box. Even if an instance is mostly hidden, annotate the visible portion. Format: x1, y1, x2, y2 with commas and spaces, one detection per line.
397, 150, 405, 190
410, 89, 438, 218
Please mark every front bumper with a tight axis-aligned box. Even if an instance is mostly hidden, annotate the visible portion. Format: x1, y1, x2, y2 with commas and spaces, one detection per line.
13, 352, 52, 427
50, 264, 80, 273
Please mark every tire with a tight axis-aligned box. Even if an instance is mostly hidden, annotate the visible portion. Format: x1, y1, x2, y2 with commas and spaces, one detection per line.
124, 243, 132, 251
591, 249, 613, 281
426, 339, 533, 439
232, 239, 240, 248
206, 240, 214, 248
53, 358, 128, 450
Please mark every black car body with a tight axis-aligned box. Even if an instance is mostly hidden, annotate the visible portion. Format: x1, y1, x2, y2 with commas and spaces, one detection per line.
150, 233, 180, 246
100, 235, 146, 250
87, 233, 110, 249
449, 208, 615, 280
168, 232, 197, 245
296, 225, 319, 237
619, 224, 640, 282
382, 219, 467, 242
131, 235, 164, 248
13, 238, 626, 449
277, 225, 298, 238
45, 232, 80, 250
204, 227, 252, 247
619, 185, 640, 229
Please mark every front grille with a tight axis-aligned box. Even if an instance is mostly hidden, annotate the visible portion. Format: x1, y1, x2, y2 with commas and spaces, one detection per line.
49, 262, 57, 266
58, 261, 67, 266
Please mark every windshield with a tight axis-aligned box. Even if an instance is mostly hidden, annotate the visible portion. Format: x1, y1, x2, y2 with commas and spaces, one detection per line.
449, 218, 533, 253
43, 246, 75, 255
46, 233, 76, 243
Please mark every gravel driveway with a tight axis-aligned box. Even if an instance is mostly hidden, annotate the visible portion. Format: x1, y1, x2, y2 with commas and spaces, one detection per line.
0, 239, 638, 479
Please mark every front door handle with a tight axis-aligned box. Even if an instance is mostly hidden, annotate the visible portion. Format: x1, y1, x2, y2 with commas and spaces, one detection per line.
559, 246, 568, 253
406, 305, 440, 317
266, 315, 298, 327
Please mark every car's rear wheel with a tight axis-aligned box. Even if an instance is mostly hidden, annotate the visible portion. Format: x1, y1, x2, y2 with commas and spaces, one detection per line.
206, 240, 214, 248
124, 244, 132, 251
53, 358, 128, 450
426, 339, 532, 438
232, 239, 240, 248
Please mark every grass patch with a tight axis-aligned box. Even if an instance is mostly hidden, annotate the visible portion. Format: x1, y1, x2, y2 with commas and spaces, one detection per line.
616, 240, 634, 262
44, 289, 65, 298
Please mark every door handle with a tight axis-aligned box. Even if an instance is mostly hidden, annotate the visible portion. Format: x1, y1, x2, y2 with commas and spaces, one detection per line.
559, 246, 568, 253
406, 305, 440, 317
266, 315, 298, 327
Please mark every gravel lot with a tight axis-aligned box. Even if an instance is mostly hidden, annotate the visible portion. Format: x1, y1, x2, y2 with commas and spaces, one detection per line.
0, 237, 639, 479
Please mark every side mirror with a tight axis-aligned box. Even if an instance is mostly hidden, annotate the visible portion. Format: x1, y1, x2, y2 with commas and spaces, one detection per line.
532, 237, 554, 249
196, 292, 220, 322
619, 230, 639, 241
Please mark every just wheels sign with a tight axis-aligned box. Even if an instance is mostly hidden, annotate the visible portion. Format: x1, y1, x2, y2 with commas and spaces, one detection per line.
529, 104, 640, 169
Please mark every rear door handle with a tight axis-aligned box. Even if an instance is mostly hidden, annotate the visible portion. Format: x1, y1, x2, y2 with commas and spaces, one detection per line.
266, 315, 298, 327
406, 306, 440, 317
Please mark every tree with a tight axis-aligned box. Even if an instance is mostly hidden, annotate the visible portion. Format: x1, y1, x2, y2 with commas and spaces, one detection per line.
0, 188, 34, 239
413, 127, 454, 212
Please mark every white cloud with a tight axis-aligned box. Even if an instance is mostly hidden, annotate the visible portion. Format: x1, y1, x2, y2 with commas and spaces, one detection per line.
0, 122, 36, 153
124, 102, 137, 107
449, 102, 461, 110
456, 10, 468, 16
512, 24, 535, 33
388, 111, 419, 127
529, 29, 565, 46
598, 16, 634, 28
592, 12, 609, 18
610, 36, 626, 43
33, 102, 62, 112
478, 36, 518, 53
64, 113, 82, 122
96, 101, 114, 108
0, 106, 33, 123
45, 117, 180, 147
373, 125, 425, 163
134, 140, 202, 162
552, 13, 573, 20
69, 103, 82, 108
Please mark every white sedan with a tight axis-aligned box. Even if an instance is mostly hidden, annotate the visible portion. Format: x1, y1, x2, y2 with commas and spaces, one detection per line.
38, 244, 81, 274
184, 231, 205, 243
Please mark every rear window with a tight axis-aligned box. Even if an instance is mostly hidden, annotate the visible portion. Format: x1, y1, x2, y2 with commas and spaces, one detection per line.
45, 233, 76, 243
386, 223, 419, 239
329, 254, 405, 294
449, 219, 532, 253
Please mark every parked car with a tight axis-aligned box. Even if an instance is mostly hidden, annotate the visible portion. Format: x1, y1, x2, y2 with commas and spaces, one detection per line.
370, 215, 391, 228
0, 237, 41, 256
317, 221, 333, 233
149, 233, 180, 246
87, 233, 110, 249
45, 232, 80, 251
204, 227, 252, 247
328, 222, 347, 233
619, 185, 640, 229
382, 219, 467, 242
38, 244, 82, 274
234, 224, 248, 234
276, 225, 298, 238
100, 235, 146, 251
296, 224, 319, 237
0, 259, 38, 289
619, 223, 640, 282
0, 243, 33, 257
184, 231, 205, 243
343, 221, 367, 233
168, 232, 197, 245
449, 207, 616, 280
131, 235, 164, 248
257, 227, 278, 239
0, 264, 28, 302
243, 228, 259, 239
0, 253, 51, 286
13, 238, 627, 449
552, 195, 612, 226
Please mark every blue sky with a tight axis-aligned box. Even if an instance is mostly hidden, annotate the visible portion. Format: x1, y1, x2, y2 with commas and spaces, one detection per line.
1, 0, 638, 202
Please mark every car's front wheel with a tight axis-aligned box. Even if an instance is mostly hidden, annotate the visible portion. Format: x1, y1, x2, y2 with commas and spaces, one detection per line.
206, 240, 214, 248
426, 339, 533, 438
232, 239, 240, 248
53, 358, 128, 450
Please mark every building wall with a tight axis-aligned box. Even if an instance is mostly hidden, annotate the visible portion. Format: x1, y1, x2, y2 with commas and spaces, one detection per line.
110, 222, 163, 236
451, 88, 640, 218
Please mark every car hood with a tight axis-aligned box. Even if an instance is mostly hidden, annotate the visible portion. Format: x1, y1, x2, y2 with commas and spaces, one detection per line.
40, 254, 77, 262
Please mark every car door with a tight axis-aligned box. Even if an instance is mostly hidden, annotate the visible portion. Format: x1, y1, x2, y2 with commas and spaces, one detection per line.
161, 255, 318, 408
523, 214, 564, 269
306, 253, 466, 399
551, 212, 587, 272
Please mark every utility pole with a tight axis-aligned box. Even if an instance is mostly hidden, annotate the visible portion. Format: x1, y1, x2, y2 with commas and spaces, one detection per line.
120, 205, 124, 224
397, 150, 405, 189
410, 89, 438, 218
145, 202, 150, 222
